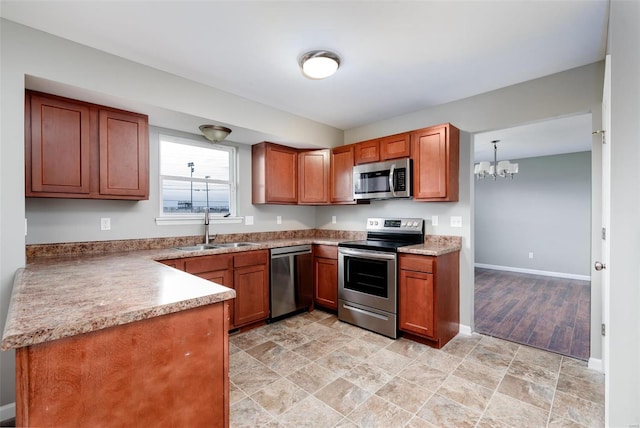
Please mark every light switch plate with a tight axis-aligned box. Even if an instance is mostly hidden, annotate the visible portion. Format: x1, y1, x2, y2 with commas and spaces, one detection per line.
276, 215, 282, 225
332, 215, 337, 224
245, 216, 254, 225
450, 216, 462, 228
431, 215, 438, 226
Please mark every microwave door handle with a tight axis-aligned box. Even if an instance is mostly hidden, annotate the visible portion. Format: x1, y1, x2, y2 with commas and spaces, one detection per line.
388, 164, 397, 197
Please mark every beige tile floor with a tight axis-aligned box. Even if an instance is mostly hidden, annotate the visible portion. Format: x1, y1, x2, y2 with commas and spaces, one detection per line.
229, 310, 604, 427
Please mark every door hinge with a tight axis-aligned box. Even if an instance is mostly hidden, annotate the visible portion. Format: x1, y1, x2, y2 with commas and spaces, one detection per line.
601, 323, 606, 336
602, 227, 606, 240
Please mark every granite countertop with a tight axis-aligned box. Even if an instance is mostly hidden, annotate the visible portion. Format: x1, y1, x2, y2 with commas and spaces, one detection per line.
2, 235, 461, 351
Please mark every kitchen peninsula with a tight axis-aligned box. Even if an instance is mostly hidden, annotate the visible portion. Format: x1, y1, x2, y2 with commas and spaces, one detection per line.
1, 249, 236, 427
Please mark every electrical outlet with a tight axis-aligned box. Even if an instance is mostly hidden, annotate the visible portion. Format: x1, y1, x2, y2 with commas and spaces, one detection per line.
276, 215, 282, 225
100, 218, 111, 231
450, 216, 462, 228
245, 216, 254, 225
332, 215, 337, 224
529, 252, 534, 259
431, 215, 438, 226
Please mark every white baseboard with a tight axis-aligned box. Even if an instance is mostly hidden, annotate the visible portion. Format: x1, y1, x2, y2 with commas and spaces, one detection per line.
458, 324, 472, 336
588, 357, 603, 372
0, 402, 15, 422
475, 263, 591, 281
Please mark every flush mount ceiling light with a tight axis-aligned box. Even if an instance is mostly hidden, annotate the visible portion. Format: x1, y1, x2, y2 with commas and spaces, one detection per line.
199, 125, 232, 143
299, 50, 341, 79
474, 140, 519, 180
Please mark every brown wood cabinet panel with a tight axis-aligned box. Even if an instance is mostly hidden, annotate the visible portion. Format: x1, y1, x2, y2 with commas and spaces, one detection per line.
313, 245, 338, 310
398, 251, 460, 348
16, 303, 229, 427
399, 269, 435, 338
25, 91, 149, 200
354, 139, 380, 164
158, 258, 185, 270
184, 254, 233, 274
234, 250, 268, 268
233, 262, 270, 327
380, 132, 411, 160
298, 149, 330, 205
252, 142, 297, 204
411, 123, 459, 201
27, 94, 91, 195
99, 109, 149, 198
330, 145, 355, 204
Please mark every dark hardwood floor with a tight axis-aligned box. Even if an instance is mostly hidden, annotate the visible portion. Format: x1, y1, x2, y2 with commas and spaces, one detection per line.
474, 267, 591, 360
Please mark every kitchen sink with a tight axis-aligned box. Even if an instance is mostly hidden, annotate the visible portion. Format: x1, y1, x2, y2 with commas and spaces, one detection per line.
174, 242, 259, 251
212, 242, 259, 248
174, 244, 220, 251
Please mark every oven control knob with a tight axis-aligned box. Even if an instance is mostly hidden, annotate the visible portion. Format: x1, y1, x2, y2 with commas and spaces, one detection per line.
412, 221, 418, 227
374, 220, 379, 225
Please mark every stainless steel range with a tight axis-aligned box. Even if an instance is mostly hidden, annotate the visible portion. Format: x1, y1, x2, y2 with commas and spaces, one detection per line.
338, 217, 424, 338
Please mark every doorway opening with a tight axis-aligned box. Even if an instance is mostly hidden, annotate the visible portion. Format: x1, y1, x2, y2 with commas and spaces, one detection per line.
472, 114, 594, 360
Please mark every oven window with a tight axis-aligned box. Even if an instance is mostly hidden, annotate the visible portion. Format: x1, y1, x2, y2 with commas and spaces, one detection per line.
344, 256, 389, 298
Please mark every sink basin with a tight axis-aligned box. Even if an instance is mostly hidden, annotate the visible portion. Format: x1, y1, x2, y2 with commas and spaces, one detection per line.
174, 244, 220, 251
173, 242, 259, 251
213, 242, 258, 248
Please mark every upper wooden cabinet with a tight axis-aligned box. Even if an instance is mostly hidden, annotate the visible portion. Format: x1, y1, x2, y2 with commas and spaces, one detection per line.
380, 132, 411, 160
298, 149, 330, 205
411, 123, 459, 201
252, 142, 298, 204
354, 139, 380, 165
25, 91, 149, 200
99, 109, 149, 198
330, 145, 356, 204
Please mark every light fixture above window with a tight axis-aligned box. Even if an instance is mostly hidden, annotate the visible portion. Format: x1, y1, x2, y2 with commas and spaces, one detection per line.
199, 125, 232, 143
299, 50, 341, 79
474, 140, 519, 180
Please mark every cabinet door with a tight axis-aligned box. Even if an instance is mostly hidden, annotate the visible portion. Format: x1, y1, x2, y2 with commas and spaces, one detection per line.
233, 263, 269, 327
380, 132, 411, 160
313, 256, 338, 310
330, 145, 355, 204
267, 143, 298, 203
28, 94, 91, 195
298, 149, 330, 204
354, 139, 380, 164
399, 269, 435, 338
99, 109, 149, 198
411, 124, 459, 201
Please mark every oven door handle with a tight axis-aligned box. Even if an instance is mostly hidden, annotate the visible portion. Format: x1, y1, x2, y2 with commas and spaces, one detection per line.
338, 248, 397, 261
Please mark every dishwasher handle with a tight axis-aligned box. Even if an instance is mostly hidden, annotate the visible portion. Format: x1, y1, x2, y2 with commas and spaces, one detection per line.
270, 245, 312, 258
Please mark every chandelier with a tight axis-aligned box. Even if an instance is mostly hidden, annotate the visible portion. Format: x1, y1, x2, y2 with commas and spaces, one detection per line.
474, 140, 519, 180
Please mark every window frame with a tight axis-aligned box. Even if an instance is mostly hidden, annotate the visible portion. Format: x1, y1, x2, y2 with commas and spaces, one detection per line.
156, 133, 240, 225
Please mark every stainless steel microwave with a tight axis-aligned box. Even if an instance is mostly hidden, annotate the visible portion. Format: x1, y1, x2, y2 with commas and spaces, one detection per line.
353, 158, 412, 200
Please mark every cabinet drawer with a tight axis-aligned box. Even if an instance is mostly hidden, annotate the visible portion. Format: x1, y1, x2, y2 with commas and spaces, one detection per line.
184, 254, 232, 274
234, 250, 269, 268
399, 254, 434, 273
314, 245, 337, 259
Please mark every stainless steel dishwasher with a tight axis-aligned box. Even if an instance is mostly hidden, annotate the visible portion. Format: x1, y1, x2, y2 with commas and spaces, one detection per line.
270, 245, 313, 321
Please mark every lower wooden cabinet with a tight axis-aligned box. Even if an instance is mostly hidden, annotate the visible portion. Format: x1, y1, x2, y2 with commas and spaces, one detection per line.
398, 251, 460, 348
313, 245, 338, 310
233, 250, 270, 327
160, 249, 269, 330
16, 302, 229, 427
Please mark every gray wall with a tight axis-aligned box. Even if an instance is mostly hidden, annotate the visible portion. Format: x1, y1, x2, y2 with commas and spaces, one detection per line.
607, 0, 640, 425
475, 152, 592, 277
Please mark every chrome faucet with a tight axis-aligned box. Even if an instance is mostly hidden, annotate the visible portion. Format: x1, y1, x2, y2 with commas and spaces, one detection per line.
204, 207, 210, 244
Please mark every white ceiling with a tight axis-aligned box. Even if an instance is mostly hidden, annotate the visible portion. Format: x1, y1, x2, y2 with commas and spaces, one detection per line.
1, 1, 608, 132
